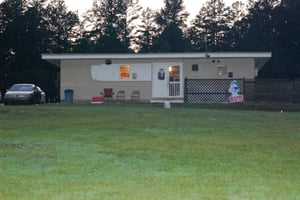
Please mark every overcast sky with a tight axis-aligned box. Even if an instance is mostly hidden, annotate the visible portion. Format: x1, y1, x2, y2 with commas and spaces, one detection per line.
0, 0, 248, 20
65, 0, 248, 20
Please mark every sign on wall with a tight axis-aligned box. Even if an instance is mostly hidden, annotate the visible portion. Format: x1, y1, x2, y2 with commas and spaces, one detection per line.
91, 64, 152, 81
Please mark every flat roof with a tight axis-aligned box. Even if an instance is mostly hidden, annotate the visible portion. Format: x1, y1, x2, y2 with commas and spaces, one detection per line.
42, 52, 271, 60
41, 52, 272, 68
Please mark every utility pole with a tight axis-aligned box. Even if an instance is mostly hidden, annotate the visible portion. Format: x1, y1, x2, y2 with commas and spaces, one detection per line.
205, 35, 209, 58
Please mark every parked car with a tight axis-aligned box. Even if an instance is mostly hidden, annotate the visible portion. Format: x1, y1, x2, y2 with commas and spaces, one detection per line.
4, 84, 46, 105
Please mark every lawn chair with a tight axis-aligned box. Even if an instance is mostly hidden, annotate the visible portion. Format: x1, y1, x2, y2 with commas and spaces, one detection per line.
131, 90, 140, 101
101, 88, 114, 101
116, 90, 125, 101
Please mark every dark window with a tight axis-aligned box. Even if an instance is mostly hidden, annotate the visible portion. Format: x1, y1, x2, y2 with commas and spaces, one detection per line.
192, 64, 199, 71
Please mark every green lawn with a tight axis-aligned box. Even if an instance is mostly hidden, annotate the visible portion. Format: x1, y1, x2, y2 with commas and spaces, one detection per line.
0, 104, 299, 200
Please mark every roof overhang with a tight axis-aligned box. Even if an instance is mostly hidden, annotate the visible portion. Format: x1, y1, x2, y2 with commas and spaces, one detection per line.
42, 52, 272, 68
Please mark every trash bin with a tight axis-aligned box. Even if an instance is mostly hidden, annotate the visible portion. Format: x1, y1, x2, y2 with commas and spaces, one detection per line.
64, 89, 74, 103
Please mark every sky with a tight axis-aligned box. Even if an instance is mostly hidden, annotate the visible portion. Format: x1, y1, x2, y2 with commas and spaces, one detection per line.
65, 0, 248, 20
0, 0, 248, 21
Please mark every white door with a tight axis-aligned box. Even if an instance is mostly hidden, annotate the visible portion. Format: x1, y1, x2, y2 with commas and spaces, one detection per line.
152, 63, 182, 98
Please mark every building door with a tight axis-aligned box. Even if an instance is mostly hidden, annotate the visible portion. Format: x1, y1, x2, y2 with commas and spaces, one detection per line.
152, 63, 182, 99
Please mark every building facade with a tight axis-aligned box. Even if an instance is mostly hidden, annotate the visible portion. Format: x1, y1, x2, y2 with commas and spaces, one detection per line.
42, 52, 271, 103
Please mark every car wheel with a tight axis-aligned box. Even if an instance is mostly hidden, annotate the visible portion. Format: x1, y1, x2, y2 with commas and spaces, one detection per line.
32, 96, 40, 104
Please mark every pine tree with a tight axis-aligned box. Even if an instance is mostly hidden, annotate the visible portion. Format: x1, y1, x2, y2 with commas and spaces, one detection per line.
43, 0, 80, 53
188, 0, 232, 52
81, 0, 141, 53
154, 0, 190, 52
134, 8, 158, 52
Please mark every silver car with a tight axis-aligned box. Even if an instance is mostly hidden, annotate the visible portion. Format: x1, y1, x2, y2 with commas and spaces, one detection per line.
4, 84, 46, 105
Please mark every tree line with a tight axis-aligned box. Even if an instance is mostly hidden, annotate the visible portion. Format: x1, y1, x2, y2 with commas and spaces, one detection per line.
0, 0, 299, 100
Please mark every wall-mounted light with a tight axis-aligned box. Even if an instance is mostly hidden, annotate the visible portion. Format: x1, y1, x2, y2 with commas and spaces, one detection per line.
105, 59, 112, 65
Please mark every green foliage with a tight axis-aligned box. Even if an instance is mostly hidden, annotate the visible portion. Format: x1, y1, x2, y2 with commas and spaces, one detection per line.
43, 0, 80, 53
153, 0, 190, 52
0, 104, 299, 199
231, 0, 275, 51
0, 0, 79, 99
134, 8, 158, 53
79, 0, 139, 53
262, 0, 300, 78
154, 24, 186, 52
188, 0, 232, 51
156, 0, 188, 28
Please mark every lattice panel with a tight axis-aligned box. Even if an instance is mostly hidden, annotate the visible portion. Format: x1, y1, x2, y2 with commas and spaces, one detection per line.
244, 79, 255, 101
185, 79, 245, 103
184, 78, 300, 103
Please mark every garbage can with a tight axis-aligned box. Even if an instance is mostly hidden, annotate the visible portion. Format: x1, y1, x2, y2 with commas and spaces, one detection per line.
64, 89, 74, 103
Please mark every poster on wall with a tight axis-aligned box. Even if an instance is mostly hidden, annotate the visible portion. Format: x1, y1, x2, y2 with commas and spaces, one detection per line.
91, 64, 151, 81
158, 68, 165, 80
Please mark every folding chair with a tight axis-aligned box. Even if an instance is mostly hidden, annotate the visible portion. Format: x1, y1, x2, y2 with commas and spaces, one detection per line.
131, 90, 140, 101
116, 90, 125, 101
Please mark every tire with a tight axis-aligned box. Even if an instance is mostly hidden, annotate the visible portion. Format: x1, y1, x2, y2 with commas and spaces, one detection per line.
32, 93, 42, 104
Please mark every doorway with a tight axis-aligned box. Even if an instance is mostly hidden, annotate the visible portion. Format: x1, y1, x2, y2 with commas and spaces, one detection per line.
152, 63, 183, 99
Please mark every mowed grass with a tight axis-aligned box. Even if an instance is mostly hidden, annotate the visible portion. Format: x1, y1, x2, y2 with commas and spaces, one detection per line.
0, 104, 299, 200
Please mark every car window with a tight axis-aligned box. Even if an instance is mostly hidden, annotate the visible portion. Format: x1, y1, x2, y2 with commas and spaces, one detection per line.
10, 85, 33, 91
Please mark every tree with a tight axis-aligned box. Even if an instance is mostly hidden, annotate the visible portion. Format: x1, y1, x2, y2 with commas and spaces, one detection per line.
134, 8, 158, 52
188, 0, 232, 52
0, 0, 28, 92
222, 0, 246, 50
0, 0, 79, 100
230, 0, 277, 51
154, 0, 190, 52
43, 0, 80, 53
259, 0, 300, 78
81, 0, 140, 53
125, 0, 143, 52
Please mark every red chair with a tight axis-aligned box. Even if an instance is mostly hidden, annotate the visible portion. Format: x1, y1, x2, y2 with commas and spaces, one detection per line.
101, 88, 114, 101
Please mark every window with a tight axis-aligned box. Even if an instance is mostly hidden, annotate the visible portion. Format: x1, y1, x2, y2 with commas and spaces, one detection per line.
192, 64, 199, 71
169, 65, 180, 81
120, 65, 130, 79
217, 65, 227, 76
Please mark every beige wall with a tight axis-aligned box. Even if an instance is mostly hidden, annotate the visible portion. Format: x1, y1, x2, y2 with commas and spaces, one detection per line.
183, 58, 255, 79
60, 58, 255, 102
60, 60, 152, 102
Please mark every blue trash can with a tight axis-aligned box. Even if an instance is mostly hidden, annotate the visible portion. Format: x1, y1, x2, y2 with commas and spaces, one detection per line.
64, 89, 74, 103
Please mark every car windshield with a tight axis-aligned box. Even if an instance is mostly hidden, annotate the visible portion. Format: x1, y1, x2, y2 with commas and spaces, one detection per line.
10, 85, 33, 91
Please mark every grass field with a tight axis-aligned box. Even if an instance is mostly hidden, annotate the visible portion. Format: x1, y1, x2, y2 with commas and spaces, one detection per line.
0, 103, 299, 200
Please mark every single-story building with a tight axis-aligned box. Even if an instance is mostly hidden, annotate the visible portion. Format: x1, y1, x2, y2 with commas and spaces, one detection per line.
41, 52, 271, 103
